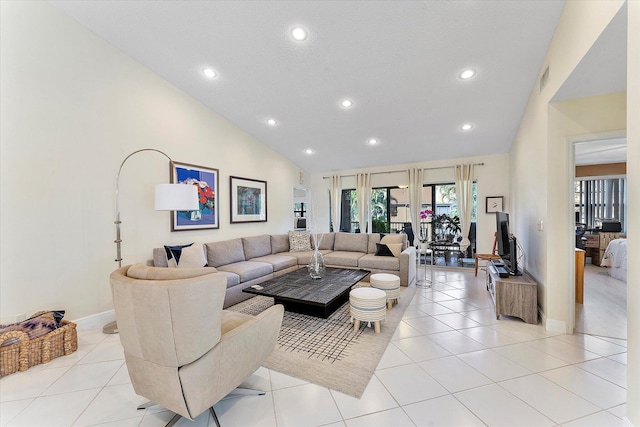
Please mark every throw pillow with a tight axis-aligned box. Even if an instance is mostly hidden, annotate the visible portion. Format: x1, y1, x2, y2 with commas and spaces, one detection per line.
176, 243, 207, 268
387, 243, 403, 258
380, 234, 404, 245
288, 230, 312, 252
374, 243, 394, 257
164, 243, 194, 268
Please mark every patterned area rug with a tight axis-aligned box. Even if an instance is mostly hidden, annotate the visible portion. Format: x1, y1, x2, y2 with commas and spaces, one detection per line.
228, 283, 416, 398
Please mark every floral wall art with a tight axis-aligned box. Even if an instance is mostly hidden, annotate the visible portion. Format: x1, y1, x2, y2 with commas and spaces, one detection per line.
172, 162, 219, 230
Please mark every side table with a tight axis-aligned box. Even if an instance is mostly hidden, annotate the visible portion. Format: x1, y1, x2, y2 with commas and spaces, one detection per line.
416, 243, 433, 288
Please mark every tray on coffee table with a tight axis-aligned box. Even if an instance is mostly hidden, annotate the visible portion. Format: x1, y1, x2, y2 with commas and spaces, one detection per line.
243, 267, 370, 318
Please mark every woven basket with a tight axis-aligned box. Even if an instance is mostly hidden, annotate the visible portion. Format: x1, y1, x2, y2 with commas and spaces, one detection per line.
0, 311, 78, 377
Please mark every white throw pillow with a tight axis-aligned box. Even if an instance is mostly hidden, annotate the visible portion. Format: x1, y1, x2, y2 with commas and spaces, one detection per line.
177, 243, 208, 268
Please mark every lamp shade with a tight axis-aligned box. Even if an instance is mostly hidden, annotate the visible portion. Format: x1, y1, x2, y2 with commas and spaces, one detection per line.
155, 183, 199, 211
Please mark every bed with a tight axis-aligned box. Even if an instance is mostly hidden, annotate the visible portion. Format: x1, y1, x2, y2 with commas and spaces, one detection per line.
601, 238, 627, 281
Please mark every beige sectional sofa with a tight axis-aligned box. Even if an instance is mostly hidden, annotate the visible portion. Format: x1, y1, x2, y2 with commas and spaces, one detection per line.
153, 232, 416, 308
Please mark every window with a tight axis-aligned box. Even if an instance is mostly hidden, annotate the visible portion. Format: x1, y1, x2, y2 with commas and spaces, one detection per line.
418, 182, 477, 240
575, 177, 626, 231
340, 183, 477, 236
340, 187, 409, 233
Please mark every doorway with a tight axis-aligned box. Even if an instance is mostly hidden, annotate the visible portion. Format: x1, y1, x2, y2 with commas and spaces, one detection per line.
571, 134, 627, 339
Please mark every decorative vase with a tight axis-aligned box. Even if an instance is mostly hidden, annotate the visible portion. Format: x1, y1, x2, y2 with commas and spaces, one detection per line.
308, 249, 326, 279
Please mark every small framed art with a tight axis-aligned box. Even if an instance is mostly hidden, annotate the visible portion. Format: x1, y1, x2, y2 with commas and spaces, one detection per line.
230, 176, 267, 223
171, 162, 219, 231
486, 196, 504, 213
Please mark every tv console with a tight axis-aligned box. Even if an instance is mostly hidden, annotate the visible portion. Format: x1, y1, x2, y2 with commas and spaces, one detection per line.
486, 264, 538, 324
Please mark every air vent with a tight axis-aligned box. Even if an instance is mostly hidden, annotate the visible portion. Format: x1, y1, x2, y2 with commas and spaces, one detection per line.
540, 66, 550, 93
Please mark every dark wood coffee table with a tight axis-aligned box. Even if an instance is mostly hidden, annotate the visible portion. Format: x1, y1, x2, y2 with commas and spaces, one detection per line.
243, 267, 370, 318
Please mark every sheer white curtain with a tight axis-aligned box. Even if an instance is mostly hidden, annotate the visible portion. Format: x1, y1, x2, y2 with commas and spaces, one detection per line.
455, 164, 474, 251
356, 173, 371, 233
408, 168, 424, 242
330, 175, 341, 232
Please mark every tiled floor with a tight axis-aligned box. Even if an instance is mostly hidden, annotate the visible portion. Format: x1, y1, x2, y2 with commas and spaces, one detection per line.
0, 268, 628, 427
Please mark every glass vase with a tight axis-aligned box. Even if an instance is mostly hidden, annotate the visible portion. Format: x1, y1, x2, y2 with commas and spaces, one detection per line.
308, 249, 326, 279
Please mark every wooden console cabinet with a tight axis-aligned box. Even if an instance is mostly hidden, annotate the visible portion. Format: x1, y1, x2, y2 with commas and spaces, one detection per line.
486, 265, 538, 324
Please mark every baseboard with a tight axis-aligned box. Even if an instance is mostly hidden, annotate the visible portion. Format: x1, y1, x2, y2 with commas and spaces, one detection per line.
72, 310, 115, 331
545, 318, 569, 334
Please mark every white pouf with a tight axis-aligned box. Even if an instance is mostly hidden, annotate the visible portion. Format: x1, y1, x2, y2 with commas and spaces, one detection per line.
349, 287, 387, 333
370, 273, 401, 309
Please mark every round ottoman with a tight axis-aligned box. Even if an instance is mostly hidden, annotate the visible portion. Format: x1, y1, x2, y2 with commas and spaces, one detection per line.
370, 273, 401, 309
349, 287, 387, 333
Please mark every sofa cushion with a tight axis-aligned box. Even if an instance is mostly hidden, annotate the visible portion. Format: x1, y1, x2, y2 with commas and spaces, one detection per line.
367, 234, 381, 253
358, 254, 400, 271
324, 251, 365, 268
289, 230, 312, 252
153, 248, 169, 267
206, 238, 245, 268
216, 271, 241, 288
287, 250, 332, 265
271, 234, 290, 254
250, 254, 297, 272
334, 233, 368, 253
217, 261, 273, 282
127, 263, 217, 280
318, 232, 335, 250
242, 235, 271, 259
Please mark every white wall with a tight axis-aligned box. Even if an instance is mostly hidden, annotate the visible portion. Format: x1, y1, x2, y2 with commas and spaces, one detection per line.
309, 153, 510, 255
547, 93, 626, 332
625, 1, 639, 423
510, 0, 625, 329
0, 1, 306, 323
510, 0, 638, 424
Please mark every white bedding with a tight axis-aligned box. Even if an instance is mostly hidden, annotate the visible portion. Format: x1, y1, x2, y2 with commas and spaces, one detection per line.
601, 238, 627, 281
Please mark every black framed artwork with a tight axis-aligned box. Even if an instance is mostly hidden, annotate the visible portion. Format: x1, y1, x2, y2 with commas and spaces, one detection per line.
230, 176, 267, 223
486, 196, 504, 213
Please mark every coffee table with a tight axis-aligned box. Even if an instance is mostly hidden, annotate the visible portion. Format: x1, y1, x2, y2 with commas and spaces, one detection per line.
243, 267, 370, 318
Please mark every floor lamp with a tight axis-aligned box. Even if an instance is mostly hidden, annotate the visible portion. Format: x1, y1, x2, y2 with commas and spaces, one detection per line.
103, 148, 199, 334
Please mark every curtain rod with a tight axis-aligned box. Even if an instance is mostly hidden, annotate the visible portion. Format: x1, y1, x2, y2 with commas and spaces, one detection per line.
322, 162, 484, 179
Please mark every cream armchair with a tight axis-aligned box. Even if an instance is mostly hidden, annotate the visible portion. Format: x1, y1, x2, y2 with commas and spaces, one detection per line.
110, 264, 284, 426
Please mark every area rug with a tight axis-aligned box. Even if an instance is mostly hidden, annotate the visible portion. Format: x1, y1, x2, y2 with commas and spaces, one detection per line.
228, 284, 416, 398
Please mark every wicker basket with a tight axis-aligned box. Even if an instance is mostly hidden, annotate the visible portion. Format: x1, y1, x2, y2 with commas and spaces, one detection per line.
0, 311, 78, 377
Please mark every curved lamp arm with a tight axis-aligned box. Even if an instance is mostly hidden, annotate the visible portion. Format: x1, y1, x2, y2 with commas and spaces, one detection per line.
114, 148, 197, 267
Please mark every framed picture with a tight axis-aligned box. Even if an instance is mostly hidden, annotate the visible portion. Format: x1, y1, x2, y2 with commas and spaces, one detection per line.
486, 196, 504, 213
171, 162, 219, 231
230, 176, 267, 223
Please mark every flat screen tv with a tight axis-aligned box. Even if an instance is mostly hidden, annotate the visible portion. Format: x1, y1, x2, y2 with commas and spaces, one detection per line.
495, 211, 520, 275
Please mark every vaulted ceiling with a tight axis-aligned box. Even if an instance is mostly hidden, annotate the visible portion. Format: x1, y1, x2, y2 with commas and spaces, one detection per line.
50, 1, 580, 173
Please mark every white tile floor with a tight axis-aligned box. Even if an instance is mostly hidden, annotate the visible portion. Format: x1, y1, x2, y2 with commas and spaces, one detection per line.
0, 268, 628, 427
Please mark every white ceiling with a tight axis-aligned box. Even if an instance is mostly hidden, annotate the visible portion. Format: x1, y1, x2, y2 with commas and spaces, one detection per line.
575, 137, 627, 166
49, 0, 573, 173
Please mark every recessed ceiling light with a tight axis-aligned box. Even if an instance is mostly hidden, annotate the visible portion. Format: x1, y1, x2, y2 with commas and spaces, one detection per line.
266, 118, 277, 126
340, 99, 354, 108
305, 148, 314, 154
459, 68, 476, 80
368, 138, 379, 145
202, 67, 217, 78
291, 26, 308, 41
460, 123, 473, 131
